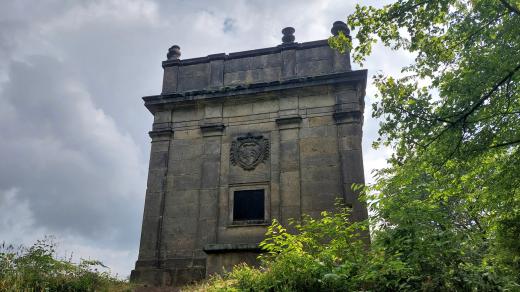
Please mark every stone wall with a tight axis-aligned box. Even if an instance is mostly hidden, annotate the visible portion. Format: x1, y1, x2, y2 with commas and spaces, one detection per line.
132, 23, 368, 288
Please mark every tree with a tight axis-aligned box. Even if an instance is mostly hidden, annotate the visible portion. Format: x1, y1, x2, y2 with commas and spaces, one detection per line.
330, 0, 520, 288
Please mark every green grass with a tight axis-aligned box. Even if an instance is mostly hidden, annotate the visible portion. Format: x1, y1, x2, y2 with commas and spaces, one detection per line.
0, 237, 133, 292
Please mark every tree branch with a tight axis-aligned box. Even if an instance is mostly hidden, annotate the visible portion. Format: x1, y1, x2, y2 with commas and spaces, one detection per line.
500, 0, 520, 15
455, 63, 520, 124
489, 139, 520, 149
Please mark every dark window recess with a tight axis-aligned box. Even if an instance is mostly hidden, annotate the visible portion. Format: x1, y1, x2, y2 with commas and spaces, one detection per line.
233, 189, 265, 221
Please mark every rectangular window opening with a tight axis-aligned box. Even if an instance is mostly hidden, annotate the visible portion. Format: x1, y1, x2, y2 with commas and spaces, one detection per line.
233, 189, 265, 222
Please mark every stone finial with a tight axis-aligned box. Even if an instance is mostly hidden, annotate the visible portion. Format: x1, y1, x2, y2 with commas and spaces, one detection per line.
331, 21, 350, 36
281, 27, 295, 44
167, 45, 181, 60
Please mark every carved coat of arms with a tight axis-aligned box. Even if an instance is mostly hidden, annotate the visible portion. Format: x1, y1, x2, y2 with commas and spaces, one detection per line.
230, 133, 270, 171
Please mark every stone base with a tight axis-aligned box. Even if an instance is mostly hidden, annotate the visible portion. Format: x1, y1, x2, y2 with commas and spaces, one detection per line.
204, 243, 262, 276
130, 266, 205, 288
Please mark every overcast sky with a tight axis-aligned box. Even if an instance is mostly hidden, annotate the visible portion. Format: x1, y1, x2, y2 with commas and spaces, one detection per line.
0, 0, 411, 277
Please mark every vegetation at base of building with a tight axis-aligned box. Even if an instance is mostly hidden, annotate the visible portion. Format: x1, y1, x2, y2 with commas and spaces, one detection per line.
188, 0, 520, 291
0, 237, 133, 292
186, 205, 518, 291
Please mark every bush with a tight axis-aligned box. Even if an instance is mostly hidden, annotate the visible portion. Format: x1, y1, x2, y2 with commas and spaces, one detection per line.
188, 204, 518, 292
0, 237, 132, 292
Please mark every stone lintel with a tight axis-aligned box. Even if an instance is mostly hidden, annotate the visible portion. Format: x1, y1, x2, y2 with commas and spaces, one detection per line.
333, 110, 363, 124
275, 115, 302, 129
203, 243, 261, 254
148, 129, 174, 140
200, 123, 225, 137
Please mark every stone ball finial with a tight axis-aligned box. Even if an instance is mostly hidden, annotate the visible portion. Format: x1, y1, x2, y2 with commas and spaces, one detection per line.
167, 45, 181, 60
331, 21, 350, 36
281, 27, 295, 44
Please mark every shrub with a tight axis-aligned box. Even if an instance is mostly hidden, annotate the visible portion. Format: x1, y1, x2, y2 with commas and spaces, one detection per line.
0, 237, 132, 292
189, 204, 518, 291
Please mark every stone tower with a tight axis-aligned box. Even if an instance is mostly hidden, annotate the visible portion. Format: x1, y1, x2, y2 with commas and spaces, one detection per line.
131, 21, 368, 288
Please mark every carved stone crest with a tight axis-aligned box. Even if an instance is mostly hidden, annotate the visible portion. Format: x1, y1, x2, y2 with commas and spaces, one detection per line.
230, 133, 270, 171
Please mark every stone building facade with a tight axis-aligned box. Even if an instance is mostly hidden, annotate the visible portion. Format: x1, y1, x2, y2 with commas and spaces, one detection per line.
131, 21, 368, 287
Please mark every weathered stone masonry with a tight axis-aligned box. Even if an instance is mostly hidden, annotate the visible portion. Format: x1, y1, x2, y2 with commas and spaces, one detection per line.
131, 21, 368, 287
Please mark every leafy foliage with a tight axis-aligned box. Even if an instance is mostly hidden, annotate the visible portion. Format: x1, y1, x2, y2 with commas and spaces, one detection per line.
0, 237, 132, 292
332, 0, 520, 289
193, 0, 520, 291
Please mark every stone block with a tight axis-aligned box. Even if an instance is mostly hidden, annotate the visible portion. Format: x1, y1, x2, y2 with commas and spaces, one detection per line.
250, 53, 281, 69
296, 46, 331, 62
334, 89, 358, 104
306, 106, 334, 115
299, 125, 336, 139
172, 107, 201, 122
170, 159, 201, 175
301, 181, 342, 199
199, 192, 218, 219
154, 111, 172, 123
168, 203, 199, 219
280, 171, 300, 205
300, 137, 338, 157
174, 129, 201, 140
146, 169, 167, 193
281, 205, 300, 226
279, 128, 299, 141
149, 151, 169, 170
142, 192, 162, 218
299, 94, 335, 109
171, 174, 201, 191
339, 150, 365, 183
279, 141, 299, 172
279, 95, 298, 110
252, 99, 279, 114
224, 57, 250, 73
337, 123, 362, 137
308, 115, 334, 127
223, 102, 253, 117
281, 49, 296, 80
301, 191, 341, 213
137, 216, 159, 259
300, 154, 339, 168
332, 49, 351, 72
338, 136, 362, 151
178, 75, 208, 92
201, 161, 220, 188
297, 59, 332, 77
301, 166, 341, 183
197, 219, 217, 243
171, 140, 203, 161
168, 189, 199, 204
162, 66, 178, 93
150, 140, 171, 153
203, 139, 221, 155
209, 60, 224, 88
204, 103, 223, 118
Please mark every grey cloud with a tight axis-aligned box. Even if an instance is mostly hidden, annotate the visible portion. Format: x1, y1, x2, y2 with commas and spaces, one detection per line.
0, 55, 145, 248
223, 17, 236, 33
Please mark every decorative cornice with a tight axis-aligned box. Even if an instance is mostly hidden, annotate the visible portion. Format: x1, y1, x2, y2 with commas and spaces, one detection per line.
143, 70, 367, 114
